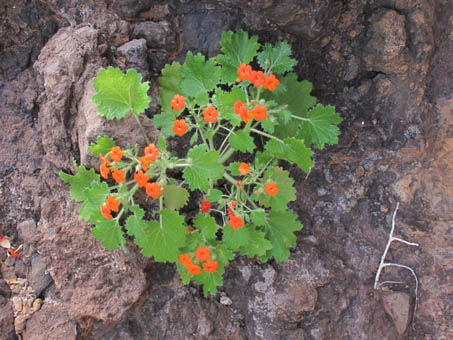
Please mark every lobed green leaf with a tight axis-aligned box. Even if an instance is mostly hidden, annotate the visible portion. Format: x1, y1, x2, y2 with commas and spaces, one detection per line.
92, 67, 151, 119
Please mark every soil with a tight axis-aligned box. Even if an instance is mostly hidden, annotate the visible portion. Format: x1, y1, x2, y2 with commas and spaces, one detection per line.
0, 1, 452, 339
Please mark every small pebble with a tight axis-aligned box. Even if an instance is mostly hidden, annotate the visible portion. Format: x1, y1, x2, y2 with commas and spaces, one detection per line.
32, 298, 43, 312
220, 296, 232, 306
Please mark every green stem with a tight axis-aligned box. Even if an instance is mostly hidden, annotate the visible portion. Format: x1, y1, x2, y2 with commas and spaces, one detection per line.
219, 146, 234, 164
223, 172, 259, 209
250, 128, 283, 143
133, 114, 150, 145
291, 114, 310, 122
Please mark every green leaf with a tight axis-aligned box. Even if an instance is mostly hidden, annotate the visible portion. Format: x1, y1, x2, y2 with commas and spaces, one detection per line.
60, 162, 100, 202
183, 145, 224, 192
180, 52, 220, 99
193, 242, 233, 296
229, 130, 255, 153
137, 209, 188, 262
88, 136, 116, 157
206, 189, 223, 202
262, 210, 303, 261
258, 167, 296, 212
271, 73, 316, 138
193, 213, 219, 240
213, 86, 246, 126
250, 209, 266, 226
152, 112, 176, 136
223, 224, 250, 251
264, 138, 314, 172
299, 104, 342, 149
125, 205, 149, 242
90, 210, 126, 250
257, 41, 297, 75
157, 135, 167, 152
193, 270, 223, 296
162, 185, 189, 210
216, 30, 260, 83
79, 181, 110, 222
227, 162, 241, 176
238, 226, 272, 258
159, 61, 182, 113
189, 130, 199, 145
92, 67, 151, 119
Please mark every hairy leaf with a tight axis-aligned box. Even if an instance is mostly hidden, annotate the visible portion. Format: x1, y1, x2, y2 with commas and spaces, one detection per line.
229, 130, 255, 153
217, 30, 260, 83
137, 209, 187, 262
88, 136, 116, 157
181, 52, 220, 98
92, 67, 151, 119
257, 41, 297, 74
60, 162, 100, 202
163, 185, 189, 210
264, 138, 313, 172
299, 104, 342, 149
183, 145, 224, 192
159, 62, 182, 113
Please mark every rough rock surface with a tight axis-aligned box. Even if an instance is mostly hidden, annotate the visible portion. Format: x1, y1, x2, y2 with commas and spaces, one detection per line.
0, 0, 452, 339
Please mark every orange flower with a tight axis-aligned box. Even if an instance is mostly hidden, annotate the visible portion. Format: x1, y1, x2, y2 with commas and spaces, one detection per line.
187, 227, 195, 232
201, 200, 211, 213
106, 195, 119, 212
112, 168, 125, 183
144, 144, 159, 162
179, 254, 192, 267
250, 70, 265, 88
237, 63, 252, 81
263, 74, 279, 91
228, 208, 235, 217
238, 162, 249, 175
146, 182, 162, 199
134, 170, 148, 187
264, 182, 279, 196
101, 204, 113, 220
100, 162, 111, 179
203, 261, 218, 273
239, 107, 252, 123
195, 246, 210, 262
234, 100, 245, 114
203, 106, 218, 123
171, 94, 185, 111
110, 146, 123, 163
230, 201, 237, 208
228, 215, 244, 230
99, 154, 111, 179
139, 156, 149, 172
187, 263, 201, 275
251, 105, 267, 121
173, 119, 188, 137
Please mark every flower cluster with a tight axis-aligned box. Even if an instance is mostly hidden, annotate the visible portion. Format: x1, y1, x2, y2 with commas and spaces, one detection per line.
101, 195, 120, 220
99, 146, 125, 181
234, 100, 268, 123
237, 63, 280, 91
179, 246, 218, 275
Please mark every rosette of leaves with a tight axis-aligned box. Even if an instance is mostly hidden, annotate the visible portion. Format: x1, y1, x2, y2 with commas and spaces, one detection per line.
60, 29, 342, 296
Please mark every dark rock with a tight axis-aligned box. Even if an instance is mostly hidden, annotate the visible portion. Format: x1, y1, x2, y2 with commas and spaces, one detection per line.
380, 291, 411, 335
112, 0, 149, 19
30, 252, 52, 296
22, 302, 77, 340
17, 220, 38, 244
0, 296, 15, 340
133, 21, 176, 50
116, 39, 149, 77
